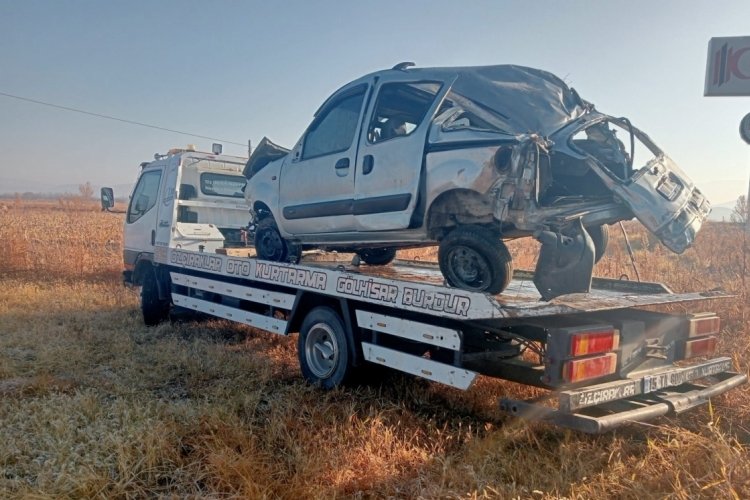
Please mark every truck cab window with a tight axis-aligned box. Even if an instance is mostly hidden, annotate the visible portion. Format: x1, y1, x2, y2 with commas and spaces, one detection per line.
127, 169, 162, 223
200, 172, 246, 198
302, 89, 366, 159
368, 82, 441, 143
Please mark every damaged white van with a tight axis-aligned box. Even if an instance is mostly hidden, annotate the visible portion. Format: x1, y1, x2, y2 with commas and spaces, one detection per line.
244, 63, 710, 299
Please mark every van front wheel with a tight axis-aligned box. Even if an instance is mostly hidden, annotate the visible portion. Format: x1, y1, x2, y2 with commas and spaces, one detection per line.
255, 218, 300, 263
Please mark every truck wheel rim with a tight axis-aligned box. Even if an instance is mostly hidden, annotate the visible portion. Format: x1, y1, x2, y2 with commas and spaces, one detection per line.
447, 245, 490, 290
305, 322, 339, 379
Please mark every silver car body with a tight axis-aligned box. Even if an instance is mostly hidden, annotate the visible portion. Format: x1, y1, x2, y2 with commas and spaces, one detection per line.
244, 65, 709, 255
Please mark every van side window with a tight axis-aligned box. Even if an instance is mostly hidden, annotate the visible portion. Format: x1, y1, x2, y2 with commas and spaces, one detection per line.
302, 89, 366, 159
368, 82, 441, 143
127, 170, 162, 223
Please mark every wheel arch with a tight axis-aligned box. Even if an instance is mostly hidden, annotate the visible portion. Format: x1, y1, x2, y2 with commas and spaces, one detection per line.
426, 188, 495, 238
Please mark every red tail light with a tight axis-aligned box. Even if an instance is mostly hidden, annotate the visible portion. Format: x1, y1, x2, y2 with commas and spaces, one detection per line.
569, 329, 620, 357
684, 336, 717, 359
688, 313, 720, 337
563, 353, 618, 383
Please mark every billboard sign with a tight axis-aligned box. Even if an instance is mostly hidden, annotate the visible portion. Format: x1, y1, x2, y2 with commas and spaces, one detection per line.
705, 36, 750, 96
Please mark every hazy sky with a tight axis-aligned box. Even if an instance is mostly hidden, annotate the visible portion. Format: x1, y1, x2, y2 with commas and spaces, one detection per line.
1, 0, 749, 203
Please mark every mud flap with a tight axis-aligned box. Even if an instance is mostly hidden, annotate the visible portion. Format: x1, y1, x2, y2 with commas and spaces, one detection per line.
533, 219, 595, 301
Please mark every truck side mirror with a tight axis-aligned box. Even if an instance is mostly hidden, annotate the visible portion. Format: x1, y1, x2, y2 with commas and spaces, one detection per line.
100, 187, 115, 211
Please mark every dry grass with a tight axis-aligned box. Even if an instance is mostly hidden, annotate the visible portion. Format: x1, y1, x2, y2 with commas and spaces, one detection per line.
0, 200, 748, 498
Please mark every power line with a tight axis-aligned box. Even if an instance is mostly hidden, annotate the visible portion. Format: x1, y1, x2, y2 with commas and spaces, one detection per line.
0, 90, 247, 147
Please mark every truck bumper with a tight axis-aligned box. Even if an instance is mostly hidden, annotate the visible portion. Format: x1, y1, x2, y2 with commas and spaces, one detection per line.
500, 358, 747, 433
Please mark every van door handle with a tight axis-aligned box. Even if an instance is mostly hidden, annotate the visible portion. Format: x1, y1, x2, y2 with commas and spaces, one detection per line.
151, 230, 156, 245
335, 158, 350, 169
363, 155, 374, 175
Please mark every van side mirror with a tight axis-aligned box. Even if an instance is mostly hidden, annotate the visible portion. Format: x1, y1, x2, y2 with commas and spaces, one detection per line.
100, 187, 115, 211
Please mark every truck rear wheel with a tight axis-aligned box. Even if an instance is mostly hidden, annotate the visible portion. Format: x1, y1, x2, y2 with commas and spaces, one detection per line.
298, 307, 352, 389
357, 247, 397, 266
438, 226, 513, 295
141, 268, 170, 326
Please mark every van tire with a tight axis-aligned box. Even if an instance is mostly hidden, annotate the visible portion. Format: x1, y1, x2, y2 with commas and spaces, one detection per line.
357, 248, 397, 266
587, 224, 609, 263
438, 226, 513, 295
255, 218, 300, 263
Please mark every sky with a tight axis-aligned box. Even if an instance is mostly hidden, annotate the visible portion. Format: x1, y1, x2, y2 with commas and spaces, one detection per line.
0, 0, 749, 204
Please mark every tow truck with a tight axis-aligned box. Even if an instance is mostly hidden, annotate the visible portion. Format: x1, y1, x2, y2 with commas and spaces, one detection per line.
101, 145, 746, 433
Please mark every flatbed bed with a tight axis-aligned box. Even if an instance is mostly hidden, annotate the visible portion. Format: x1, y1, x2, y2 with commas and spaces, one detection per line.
143, 246, 747, 433
161, 247, 730, 320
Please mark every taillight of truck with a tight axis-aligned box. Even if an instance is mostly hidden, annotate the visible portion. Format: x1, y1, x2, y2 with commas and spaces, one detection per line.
684, 336, 718, 359
681, 312, 720, 359
563, 352, 618, 383
569, 328, 620, 357
558, 327, 620, 383
687, 313, 720, 337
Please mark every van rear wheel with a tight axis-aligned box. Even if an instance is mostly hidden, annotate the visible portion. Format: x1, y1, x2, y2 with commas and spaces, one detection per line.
438, 226, 513, 295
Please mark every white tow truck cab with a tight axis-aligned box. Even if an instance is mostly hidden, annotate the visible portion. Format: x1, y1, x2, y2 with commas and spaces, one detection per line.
103, 145, 249, 285
102, 145, 746, 434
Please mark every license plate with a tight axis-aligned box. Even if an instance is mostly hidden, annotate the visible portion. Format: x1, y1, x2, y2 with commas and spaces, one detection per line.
642, 358, 732, 393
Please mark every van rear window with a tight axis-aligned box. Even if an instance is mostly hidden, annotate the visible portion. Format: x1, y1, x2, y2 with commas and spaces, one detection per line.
200, 173, 246, 198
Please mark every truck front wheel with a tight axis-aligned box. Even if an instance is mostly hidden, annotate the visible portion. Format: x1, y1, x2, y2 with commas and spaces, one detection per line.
298, 307, 352, 389
438, 226, 513, 295
141, 268, 170, 326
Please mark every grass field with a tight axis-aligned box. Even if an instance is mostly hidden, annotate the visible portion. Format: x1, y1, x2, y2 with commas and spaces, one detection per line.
0, 200, 748, 498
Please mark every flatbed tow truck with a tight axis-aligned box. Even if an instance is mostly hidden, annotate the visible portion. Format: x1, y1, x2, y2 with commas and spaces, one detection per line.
103, 146, 747, 433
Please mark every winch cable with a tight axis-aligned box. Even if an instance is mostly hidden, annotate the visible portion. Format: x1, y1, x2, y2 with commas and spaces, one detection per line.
619, 221, 641, 282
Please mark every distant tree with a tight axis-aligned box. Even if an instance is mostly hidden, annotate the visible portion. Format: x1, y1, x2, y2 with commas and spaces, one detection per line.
730, 195, 748, 224
78, 182, 94, 199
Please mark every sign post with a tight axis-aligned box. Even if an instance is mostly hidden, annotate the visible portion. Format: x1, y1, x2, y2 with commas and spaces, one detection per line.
706, 37, 750, 232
